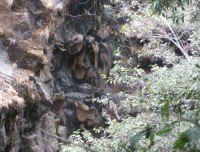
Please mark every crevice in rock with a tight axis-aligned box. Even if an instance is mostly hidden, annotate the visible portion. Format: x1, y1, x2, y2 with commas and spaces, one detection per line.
0, 0, 123, 151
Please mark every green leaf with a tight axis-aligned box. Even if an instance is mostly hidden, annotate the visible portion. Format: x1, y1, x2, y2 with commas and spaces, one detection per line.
161, 100, 170, 121
157, 127, 172, 136
195, 64, 200, 69
177, 103, 183, 115
171, 120, 181, 125
187, 126, 200, 144
128, 132, 146, 149
174, 132, 190, 149
149, 131, 155, 147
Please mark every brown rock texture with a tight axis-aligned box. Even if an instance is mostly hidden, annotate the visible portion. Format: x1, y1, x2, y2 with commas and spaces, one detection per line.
0, 0, 121, 151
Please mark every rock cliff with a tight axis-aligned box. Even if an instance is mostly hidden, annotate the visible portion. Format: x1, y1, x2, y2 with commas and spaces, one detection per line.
0, 0, 120, 151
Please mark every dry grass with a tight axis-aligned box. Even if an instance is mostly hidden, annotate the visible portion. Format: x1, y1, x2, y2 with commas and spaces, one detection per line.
0, 78, 24, 110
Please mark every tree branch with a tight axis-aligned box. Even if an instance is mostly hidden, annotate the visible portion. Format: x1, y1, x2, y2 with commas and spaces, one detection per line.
65, 0, 97, 17
167, 24, 190, 60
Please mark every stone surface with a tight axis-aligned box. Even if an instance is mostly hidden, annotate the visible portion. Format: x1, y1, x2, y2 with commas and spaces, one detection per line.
0, 0, 122, 151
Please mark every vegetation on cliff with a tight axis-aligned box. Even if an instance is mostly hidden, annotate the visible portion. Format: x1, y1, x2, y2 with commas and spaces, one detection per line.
0, 0, 199, 151
61, 0, 200, 151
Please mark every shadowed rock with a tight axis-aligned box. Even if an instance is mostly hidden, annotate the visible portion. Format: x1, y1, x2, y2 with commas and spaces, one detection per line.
51, 92, 66, 115
73, 64, 86, 80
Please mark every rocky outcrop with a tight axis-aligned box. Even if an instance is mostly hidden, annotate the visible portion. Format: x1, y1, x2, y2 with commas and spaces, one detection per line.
0, 0, 121, 151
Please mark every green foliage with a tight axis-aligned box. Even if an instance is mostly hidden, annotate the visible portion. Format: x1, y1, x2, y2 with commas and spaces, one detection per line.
144, 59, 200, 103
157, 126, 172, 136
150, 0, 200, 22
139, 42, 181, 65
161, 99, 170, 121
93, 96, 109, 106
108, 48, 141, 85
60, 1, 200, 151
61, 56, 200, 151
173, 132, 190, 149
173, 126, 200, 150
128, 131, 146, 149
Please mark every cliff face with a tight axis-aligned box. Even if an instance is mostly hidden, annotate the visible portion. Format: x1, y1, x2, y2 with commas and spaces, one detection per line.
0, 0, 119, 151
